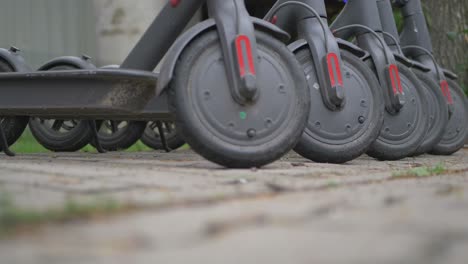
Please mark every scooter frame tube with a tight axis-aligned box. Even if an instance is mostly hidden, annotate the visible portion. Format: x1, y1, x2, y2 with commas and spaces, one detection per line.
396, 0, 454, 106
266, 0, 346, 109
331, 0, 405, 114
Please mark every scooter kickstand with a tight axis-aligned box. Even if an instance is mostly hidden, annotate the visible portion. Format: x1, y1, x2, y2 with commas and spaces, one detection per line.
155, 121, 171, 153
88, 120, 106, 154
0, 124, 15, 157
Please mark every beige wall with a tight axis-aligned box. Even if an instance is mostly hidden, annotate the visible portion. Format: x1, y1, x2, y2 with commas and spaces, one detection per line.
93, 0, 166, 66
93, 0, 202, 68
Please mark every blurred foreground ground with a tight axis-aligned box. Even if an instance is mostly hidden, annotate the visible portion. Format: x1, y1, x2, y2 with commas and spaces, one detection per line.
0, 148, 467, 264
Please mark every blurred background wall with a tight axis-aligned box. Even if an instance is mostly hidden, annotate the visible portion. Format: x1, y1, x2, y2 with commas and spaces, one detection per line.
0, 0, 97, 68
0, 0, 167, 68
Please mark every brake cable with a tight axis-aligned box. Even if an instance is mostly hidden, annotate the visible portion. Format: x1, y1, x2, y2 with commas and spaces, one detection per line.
264, 1, 331, 52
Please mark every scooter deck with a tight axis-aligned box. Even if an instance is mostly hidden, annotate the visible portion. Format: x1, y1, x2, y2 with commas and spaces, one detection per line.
92, 92, 174, 121
0, 69, 159, 119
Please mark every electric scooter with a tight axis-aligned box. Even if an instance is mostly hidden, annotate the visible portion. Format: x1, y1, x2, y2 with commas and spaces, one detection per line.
330, 0, 430, 160
264, 0, 385, 164
0, 0, 310, 169
374, 0, 449, 156
394, 0, 468, 155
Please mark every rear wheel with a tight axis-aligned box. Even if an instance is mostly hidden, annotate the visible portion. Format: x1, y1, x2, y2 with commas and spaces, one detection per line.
28, 65, 93, 152
430, 79, 468, 155
293, 48, 384, 163
0, 60, 29, 150
29, 118, 92, 152
0, 117, 28, 150
168, 30, 310, 168
411, 69, 449, 156
141, 121, 185, 150
91, 120, 146, 151
367, 63, 429, 160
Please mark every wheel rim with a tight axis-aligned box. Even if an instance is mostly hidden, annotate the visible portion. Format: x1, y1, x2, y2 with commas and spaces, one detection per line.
440, 86, 466, 144
144, 121, 178, 140
425, 87, 439, 133
416, 75, 446, 150
379, 73, 423, 145
300, 53, 375, 145
98, 120, 129, 139
30, 118, 82, 139
187, 40, 297, 147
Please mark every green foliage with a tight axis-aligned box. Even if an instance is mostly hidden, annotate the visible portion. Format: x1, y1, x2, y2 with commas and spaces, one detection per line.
446, 31, 458, 41
11, 129, 49, 153
392, 163, 447, 178
393, 10, 404, 31
11, 129, 154, 154
0, 191, 123, 237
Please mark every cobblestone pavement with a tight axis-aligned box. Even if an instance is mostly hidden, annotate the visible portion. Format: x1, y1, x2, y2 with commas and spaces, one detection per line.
0, 149, 467, 264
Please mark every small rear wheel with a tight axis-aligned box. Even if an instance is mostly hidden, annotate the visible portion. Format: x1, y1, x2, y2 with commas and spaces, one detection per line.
29, 118, 92, 152
141, 121, 185, 150
168, 30, 310, 168
293, 49, 384, 163
91, 120, 146, 151
28, 65, 93, 152
430, 79, 468, 155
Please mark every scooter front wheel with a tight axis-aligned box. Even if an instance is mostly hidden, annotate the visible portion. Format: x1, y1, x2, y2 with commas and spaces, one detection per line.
168, 30, 310, 168
411, 69, 449, 156
430, 79, 468, 155
367, 63, 429, 160
293, 49, 384, 164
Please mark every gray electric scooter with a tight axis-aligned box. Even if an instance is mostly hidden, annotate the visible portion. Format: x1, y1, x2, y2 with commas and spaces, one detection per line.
394, 0, 468, 155
330, 0, 430, 160
372, 0, 449, 156
0, 0, 310, 169
264, 0, 385, 163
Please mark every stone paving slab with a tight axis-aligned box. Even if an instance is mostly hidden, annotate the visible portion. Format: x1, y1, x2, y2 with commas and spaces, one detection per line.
0, 149, 467, 263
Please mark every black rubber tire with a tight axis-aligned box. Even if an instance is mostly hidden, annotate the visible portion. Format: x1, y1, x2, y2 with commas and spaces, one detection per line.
293, 49, 384, 163
91, 120, 146, 151
0, 60, 29, 150
430, 78, 468, 155
141, 121, 185, 150
367, 62, 429, 160
29, 65, 93, 152
29, 118, 93, 152
411, 69, 449, 156
0, 117, 29, 150
168, 30, 310, 168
